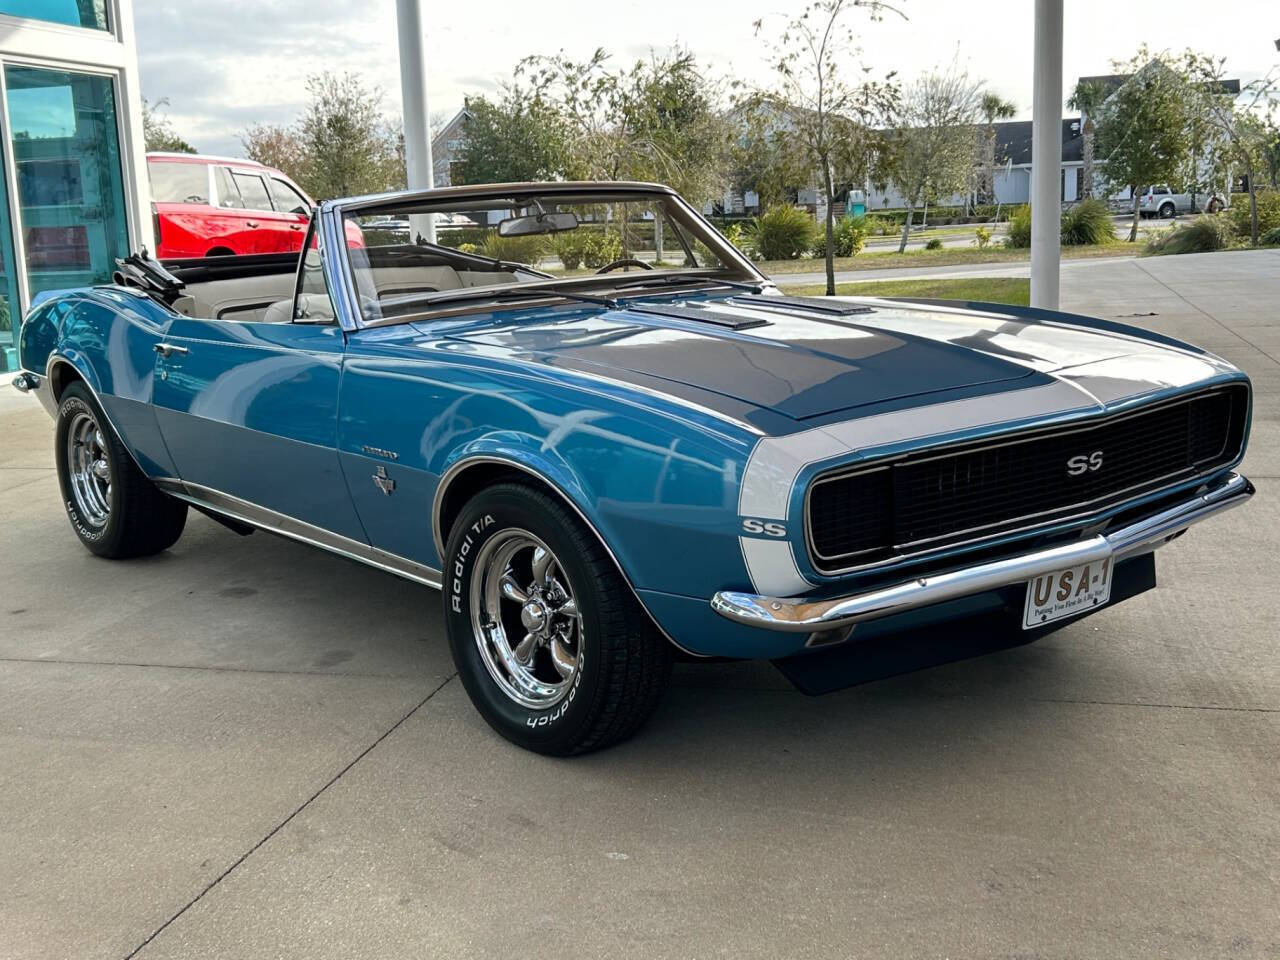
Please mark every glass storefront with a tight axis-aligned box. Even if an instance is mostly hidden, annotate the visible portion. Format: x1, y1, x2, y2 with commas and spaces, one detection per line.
0, 1, 109, 31
4, 65, 129, 312
0, 2, 146, 374
0, 134, 17, 372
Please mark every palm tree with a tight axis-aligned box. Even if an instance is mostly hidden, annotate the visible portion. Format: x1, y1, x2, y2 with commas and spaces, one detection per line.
1067, 80, 1107, 200
977, 92, 1016, 206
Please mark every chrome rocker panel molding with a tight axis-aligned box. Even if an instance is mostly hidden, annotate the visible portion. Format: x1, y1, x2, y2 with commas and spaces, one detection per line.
152, 478, 443, 588
712, 472, 1254, 637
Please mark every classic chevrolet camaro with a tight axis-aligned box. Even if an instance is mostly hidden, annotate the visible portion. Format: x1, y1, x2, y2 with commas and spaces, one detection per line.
14, 182, 1254, 754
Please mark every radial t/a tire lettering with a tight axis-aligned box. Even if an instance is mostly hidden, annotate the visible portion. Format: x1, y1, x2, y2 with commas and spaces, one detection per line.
443, 482, 672, 755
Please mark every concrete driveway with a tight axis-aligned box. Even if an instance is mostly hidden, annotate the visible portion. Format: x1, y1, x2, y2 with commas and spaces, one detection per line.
1, 250, 1277, 959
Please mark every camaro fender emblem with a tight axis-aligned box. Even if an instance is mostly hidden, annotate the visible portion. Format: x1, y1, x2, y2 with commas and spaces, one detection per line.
372, 466, 396, 496
361, 445, 399, 461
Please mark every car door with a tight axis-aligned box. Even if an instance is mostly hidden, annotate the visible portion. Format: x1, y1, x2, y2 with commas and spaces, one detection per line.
150, 247, 366, 541
229, 168, 296, 254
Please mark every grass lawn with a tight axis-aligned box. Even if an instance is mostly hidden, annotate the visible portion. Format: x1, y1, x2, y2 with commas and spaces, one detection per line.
757, 242, 1133, 275
777, 277, 1031, 306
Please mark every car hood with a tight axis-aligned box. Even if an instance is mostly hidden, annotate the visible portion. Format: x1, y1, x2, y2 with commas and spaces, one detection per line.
435, 294, 1226, 421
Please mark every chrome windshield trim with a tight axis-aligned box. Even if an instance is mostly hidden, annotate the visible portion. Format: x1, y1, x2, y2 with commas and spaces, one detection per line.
715, 472, 1253, 636
154, 478, 442, 589
805, 383, 1248, 574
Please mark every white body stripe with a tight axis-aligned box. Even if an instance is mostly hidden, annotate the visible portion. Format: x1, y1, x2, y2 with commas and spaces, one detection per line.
735, 380, 1102, 595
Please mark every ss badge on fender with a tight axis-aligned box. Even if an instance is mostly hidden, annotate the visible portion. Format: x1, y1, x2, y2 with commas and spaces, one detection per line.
742, 518, 787, 538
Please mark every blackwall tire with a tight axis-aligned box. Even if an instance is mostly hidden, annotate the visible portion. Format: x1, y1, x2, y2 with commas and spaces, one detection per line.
54, 382, 187, 558
443, 482, 672, 755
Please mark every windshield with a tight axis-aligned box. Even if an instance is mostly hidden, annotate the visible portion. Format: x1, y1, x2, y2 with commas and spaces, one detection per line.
340, 187, 756, 324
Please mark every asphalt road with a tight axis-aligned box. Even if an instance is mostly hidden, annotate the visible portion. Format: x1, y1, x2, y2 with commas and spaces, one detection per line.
1, 249, 1277, 958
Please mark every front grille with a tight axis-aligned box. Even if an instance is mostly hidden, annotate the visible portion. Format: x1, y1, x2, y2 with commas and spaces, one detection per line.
807, 385, 1249, 572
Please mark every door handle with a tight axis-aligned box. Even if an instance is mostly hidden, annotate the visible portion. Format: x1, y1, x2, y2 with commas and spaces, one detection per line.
154, 343, 189, 357
245, 220, 260, 228
289, 224, 302, 230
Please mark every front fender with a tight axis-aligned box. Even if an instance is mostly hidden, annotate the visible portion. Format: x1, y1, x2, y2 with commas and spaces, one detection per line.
433, 422, 754, 604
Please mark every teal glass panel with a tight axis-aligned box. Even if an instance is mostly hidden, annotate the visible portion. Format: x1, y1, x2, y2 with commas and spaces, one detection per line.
0, 135, 18, 373
0, 0, 109, 31
5, 65, 130, 309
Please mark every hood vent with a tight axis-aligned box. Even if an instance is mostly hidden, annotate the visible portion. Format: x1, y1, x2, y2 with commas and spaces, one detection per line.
626, 302, 771, 331
730, 295, 874, 317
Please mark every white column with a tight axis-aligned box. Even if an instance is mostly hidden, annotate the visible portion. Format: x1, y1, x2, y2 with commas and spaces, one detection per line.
396, 0, 435, 244
1030, 0, 1063, 309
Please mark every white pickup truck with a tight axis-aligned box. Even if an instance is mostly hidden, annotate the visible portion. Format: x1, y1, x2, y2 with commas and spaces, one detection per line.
1138, 185, 1224, 218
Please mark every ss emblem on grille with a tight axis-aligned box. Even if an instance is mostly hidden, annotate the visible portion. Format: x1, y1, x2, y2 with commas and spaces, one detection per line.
1066, 451, 1104, 476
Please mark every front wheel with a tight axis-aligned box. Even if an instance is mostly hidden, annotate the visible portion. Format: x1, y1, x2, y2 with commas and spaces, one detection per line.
55, 382, 187, 558
443, 483, 672, 755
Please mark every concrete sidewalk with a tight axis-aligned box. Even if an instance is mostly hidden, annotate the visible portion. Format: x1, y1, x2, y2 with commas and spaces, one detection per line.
1, 250, 1277, 959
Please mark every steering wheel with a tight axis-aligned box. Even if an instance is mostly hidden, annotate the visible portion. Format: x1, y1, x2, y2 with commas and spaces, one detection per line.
595, 258, 653, 274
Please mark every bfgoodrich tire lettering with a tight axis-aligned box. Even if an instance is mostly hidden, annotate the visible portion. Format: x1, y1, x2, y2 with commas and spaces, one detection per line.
444, 483, 672, 755
54, 382, 188, 559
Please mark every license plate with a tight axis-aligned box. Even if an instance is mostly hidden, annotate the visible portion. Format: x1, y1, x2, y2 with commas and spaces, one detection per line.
1023, 558, 1113, 629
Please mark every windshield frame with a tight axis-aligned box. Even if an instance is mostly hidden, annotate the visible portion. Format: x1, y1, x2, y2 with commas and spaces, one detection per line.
330, 182, 765, 330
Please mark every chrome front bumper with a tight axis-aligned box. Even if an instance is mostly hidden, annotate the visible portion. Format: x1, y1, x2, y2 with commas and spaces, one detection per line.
711, 473, 1254, 635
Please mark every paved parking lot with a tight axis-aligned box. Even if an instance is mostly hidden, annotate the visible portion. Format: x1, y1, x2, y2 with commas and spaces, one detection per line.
1, 249, 1277, 958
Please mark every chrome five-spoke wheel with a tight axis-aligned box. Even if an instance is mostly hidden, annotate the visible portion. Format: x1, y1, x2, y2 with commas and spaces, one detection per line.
470, 529, 583, 709
66, 410, 112, 529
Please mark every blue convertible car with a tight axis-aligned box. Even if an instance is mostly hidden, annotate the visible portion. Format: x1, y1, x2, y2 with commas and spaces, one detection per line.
15, 182, 1254, 753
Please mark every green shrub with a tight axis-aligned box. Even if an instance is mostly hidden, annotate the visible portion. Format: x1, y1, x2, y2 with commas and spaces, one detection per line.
1226, 190, 1280, 239
456, 242, 478, 255
974, 226, 992, 249
1261, 226, 1280, 245
437, 226, 491, 249
924, 237, 944, 250
479, 232, 546, 266
1145, 215, 1234, 255
746, 206, 818, 261
809, 215, 868, 258
1004, 205, 1032, 248
1061, 199, 1114, 245
580, 232, 623, 269
551, 231, 592, 270
1003, 200, 1113, 249
722, 222, 749, 254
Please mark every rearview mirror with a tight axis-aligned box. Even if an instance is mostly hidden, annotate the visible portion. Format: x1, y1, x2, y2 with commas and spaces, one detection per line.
497, 211, 579, 237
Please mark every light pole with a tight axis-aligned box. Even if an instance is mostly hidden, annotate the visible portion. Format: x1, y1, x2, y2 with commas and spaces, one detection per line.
1030, 0, 1063, 309
396, 0, 435, 244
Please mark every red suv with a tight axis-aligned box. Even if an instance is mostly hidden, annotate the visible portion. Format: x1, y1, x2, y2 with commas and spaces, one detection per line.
147, 153, 315, 259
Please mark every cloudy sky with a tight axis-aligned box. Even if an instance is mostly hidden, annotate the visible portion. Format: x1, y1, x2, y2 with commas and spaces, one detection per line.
135, 0, 1279, 158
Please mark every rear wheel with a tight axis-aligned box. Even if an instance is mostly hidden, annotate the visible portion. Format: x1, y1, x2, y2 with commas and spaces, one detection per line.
443, 483, 672, 755
1159, 202, 1175, 219
55, 382, 187, 558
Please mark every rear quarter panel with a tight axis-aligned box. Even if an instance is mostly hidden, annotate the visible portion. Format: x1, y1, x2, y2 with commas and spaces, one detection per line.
21, 288, 177, 477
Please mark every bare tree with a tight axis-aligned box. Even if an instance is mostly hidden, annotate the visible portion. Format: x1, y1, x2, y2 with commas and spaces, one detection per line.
884, 63, 986, 252
240, 123, 308, 184
754, 0, 903, 294
1181, 52, 1279, 244
142, 98, 195, 154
